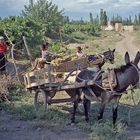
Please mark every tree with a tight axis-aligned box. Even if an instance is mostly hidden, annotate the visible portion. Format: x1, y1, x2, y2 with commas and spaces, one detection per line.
129, 15, 132, 25
138, 13, 140, 25
80, 17, 84, 24
100, 9, 104, 25
22, 0, 64, 35
103, 11, 107, 25
94, 15, 99, 25
63, 16, 69, 23
134, 15, 138, 25
89, 12, 94, 23
111, 15, 115, 22
100, 9, 107, 25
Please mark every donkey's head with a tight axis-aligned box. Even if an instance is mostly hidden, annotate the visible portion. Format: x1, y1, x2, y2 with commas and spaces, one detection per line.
125, 51, 140, 66
125, 51, 140, 88
102, 48, 115, 64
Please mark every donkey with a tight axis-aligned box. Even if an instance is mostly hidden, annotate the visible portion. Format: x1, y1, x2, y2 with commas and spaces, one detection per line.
71, 51, 140, 125
65, 48, 116, 99
87, 48, 115, 69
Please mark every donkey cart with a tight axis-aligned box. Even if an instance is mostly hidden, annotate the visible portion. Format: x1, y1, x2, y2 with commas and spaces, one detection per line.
23, 57, 102, 111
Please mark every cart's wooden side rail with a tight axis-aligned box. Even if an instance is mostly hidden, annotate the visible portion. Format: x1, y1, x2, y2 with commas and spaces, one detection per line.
23, 57, 103, 89
26, 80, 98, 92
23, 65, 64, 89
57, 80, 96, 91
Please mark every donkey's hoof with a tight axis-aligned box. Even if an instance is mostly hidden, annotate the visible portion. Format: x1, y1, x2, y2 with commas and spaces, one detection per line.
71, 118, 76, 124
67, 121, 77, 126
67, 122, 75, 126
97, 118, 103, 123
48, 102, 52, 105
70, 122, 76, 126
97, 115, 103, 121
85, 118, 89, 123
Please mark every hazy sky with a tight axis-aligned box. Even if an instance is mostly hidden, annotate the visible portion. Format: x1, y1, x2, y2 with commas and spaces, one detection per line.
0, 0, 140, 20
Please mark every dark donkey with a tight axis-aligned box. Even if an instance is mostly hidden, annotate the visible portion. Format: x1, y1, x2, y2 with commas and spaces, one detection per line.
71, 51, 140, 125
65, 48, 116, 100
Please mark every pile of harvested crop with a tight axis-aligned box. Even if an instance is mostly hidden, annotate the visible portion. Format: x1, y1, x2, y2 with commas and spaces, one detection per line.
51, 54, 77, 66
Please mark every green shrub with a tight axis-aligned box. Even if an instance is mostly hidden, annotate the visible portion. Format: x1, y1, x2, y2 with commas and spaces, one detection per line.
90, 121, 128, 140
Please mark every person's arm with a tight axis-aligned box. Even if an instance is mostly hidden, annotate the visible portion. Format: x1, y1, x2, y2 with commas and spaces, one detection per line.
76, 52, 80, 58
81, 51, 86, 57
83, 52, 87, 57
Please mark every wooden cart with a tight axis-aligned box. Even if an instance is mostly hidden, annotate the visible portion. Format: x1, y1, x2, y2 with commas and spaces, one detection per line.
24, 57, 102, 111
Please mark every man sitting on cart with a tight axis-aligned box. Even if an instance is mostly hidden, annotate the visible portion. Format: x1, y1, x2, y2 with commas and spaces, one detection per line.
32, 41, 54, 71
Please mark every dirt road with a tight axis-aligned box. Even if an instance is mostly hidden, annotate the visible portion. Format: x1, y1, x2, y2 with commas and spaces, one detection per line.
115, 32, 139, 63
0, 111, 88, 140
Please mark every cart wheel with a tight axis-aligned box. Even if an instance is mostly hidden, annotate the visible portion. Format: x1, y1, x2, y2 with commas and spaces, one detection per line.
34, 89, 48, 112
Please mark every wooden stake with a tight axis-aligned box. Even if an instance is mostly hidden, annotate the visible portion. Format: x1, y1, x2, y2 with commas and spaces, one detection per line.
22, 36, 33, 68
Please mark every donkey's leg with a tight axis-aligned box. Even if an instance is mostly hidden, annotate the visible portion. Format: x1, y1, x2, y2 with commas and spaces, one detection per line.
66, 89, 83, 114
71, 99, 78, 123
71, 92, 79, 123
98, 102, 106, 120
83, 95, 90, 122
112, 105, 118, 125
112, 96, 121, 125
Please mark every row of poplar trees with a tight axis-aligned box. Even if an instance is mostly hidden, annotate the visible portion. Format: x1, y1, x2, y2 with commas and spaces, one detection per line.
89, 9, 140, 26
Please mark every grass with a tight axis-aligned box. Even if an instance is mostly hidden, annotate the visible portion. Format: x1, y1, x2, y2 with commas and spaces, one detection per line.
89, 121, 128, 140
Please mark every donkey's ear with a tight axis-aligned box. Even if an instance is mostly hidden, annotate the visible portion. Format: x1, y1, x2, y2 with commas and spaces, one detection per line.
134, 51, 140, 65
112, 49, 115, 52
108, 48, 111, 51
125, 52, 130, 64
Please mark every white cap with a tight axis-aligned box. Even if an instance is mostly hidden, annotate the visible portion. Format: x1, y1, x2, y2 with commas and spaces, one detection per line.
0, 36, 4, 40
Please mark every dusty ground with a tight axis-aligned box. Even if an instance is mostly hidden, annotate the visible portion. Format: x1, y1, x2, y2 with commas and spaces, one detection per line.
0, 111, 88, 140
115, 32, 140, 67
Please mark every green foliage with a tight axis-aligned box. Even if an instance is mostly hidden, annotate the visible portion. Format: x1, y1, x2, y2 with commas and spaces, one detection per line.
63, 23, 100, 35
0, 16, 44, 47
49, 42, 62, 52
0, 0, 64, 46
0, 0, 66, 58
71, 31, 89, 40
89, 121, 128, 140
22, 0, 64, 35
